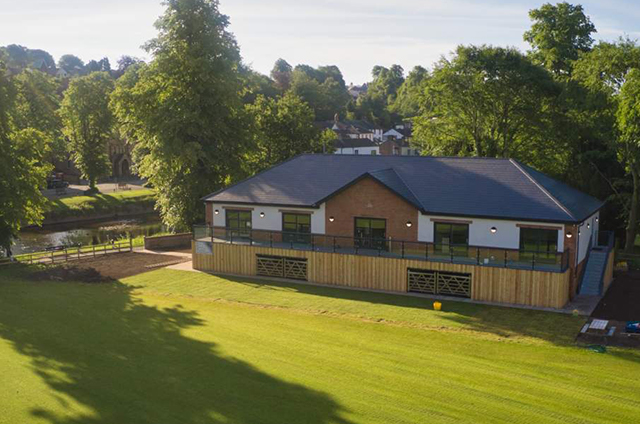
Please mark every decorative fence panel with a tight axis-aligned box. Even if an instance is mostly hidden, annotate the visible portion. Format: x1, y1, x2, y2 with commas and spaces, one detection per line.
256, 255, 308, 281
408, 268, 471, 298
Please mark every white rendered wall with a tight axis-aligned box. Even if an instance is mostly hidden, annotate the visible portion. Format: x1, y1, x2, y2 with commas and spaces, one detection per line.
210, 203, 325, 234
576, 211, 599, 264
418, 214, 565, 252
334, 146, 379, 155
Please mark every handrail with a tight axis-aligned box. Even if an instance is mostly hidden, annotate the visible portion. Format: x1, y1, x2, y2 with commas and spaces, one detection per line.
193, 225, 570, 273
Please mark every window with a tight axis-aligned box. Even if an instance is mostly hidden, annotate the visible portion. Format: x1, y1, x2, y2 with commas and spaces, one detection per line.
282, 213, 311, 244
434, 222, 469, 255
354, 218, 386, 250
226, 209, 252, 238
354, 149, 359, 155
519, 228, 558, 260
371, 150, 377, 155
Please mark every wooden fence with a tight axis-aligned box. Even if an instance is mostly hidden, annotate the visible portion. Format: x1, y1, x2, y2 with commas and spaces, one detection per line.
0, 239, 134, 266
193, 241, 572, 309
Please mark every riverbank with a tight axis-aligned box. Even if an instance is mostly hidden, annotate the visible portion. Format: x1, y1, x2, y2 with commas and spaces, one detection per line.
41, 189, 156, 225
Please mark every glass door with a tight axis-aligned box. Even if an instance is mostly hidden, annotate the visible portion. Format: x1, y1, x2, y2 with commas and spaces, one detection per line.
434, 222, 469, 257
282, 213, 311, 244
354, 218, 387, 250
226, 210, 252, 239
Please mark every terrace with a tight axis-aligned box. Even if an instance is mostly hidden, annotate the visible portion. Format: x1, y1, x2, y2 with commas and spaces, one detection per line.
193, 225, 571, 273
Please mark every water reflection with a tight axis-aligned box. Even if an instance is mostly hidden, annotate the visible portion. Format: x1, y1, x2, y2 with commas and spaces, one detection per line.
16, 215, 164, 254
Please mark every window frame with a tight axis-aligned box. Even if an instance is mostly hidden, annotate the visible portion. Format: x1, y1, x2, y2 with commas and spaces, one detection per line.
282, 212, 312, 244
225, 209, 252, 238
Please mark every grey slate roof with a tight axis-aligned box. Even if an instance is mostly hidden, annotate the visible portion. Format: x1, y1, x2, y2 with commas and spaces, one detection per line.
204, 154, 604, 223
334, 138, 378, 149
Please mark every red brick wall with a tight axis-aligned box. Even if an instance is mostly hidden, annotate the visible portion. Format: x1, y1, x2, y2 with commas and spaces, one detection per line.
324, 177, 419, 241
379, 140, 399, 156
563, 223, 581, 299
205, 203, 213, 226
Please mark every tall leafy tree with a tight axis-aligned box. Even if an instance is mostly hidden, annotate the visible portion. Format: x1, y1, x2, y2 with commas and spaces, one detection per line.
413, 46, 560, 168
289, 64, 350, 121
59, 72, 114, 191
390, 66, 429, 118
616, 69, 640, 251
524, 2, 596, 77
351, 64, 405, 127
57, 54, 85, 75
110, 0, 248, 230
12, 70, 63, 158
245, 92, 320, 173
270, 58, 292, 91
0, 61, 52, 255
574, 38, 640, 250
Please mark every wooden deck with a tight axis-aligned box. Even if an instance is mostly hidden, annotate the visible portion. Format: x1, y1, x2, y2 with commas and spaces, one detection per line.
192, 241, 572, 309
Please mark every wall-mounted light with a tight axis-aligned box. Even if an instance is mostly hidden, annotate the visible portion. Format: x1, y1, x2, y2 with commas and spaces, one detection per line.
259, 212, 265, 218
566, 232, 573, 239
587, 223, 590, 229
406, 221, 413, 228
490, 227, 497, 234
578, 230, 581, 236
214, 209, 219, 215
596, 217, 599, 223
329, 216, 335, 222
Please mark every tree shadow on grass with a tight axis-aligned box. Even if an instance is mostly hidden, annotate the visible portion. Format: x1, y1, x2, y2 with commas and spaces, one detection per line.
0, 272, 353, 424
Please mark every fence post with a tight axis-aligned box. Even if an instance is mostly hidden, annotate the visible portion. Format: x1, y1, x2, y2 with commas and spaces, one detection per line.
249, 230, 253, 246
130, 237, 133, 252
51, 250, 54, 264
401, 241, 405, 259
425, 242, 428, 261
311, 234, 315, 251
270, 231, 273, 248
64, 248, 68, 263
504, 250, 508, 267
532, 252, 536, 270
450, 246, 454, 263
476, 248, 480, 265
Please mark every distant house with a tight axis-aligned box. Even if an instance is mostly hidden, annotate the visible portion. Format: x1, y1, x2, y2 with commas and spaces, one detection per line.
194, 154, 614, 309
333, 138, 379, 155
318, 117, 384, 141
347, 83, 367, 99
56, 68, 69, 78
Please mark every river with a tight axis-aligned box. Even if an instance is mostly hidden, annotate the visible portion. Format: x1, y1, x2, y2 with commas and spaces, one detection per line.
15, 215, 166, 254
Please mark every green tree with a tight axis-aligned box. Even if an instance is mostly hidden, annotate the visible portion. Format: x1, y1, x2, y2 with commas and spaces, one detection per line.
351, 64, 405, 127
289, 65, 350, 121
59, 72, 114, 191
12, 70, 64, 159
270, 58, 292, 91
0, 62, 51, 255
524, 2, 596, 77
573, 38, 640, 250
110, 0, 248, 230
616, 69, 640, 252
413, 46, 559, 167
57, 54, 85, 75
245, 92, 321, 173
390, 66, 429, 118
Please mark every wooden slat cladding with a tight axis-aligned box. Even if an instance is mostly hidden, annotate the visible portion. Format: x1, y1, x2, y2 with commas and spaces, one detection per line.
192, 242, 571, 309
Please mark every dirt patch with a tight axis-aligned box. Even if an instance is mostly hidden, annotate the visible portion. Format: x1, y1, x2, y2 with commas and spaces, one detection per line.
32, 252, 191, 281
592, 271, 640, 321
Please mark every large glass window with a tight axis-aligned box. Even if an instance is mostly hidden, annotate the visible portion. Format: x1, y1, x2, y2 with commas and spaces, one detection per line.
519, 228, 558, 260
434, 223, 469, 255
354, 218, 386, 250
226, 209, 252, 238
282, 213, 311, 244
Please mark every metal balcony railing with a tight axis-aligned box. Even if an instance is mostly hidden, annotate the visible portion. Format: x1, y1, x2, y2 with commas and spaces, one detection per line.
193, 225, 571, 273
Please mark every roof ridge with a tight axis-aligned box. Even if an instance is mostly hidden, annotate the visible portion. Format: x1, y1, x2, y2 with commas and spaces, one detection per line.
509, 159, 577, 221
379, 167, 426, 212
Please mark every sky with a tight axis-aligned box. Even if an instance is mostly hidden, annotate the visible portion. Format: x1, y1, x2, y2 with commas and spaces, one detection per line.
1, 0, 639, 84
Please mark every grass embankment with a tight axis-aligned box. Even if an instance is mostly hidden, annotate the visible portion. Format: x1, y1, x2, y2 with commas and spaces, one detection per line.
1, 266, 639, 424
44, 189, 156, 221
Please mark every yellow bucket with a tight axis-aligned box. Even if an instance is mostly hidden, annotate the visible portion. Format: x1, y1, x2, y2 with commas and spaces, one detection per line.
433, 301, 442, 311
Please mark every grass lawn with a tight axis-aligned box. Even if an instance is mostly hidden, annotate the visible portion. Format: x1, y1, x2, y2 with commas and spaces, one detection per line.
1, 266, 639, 424
45, 189, 155, 219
